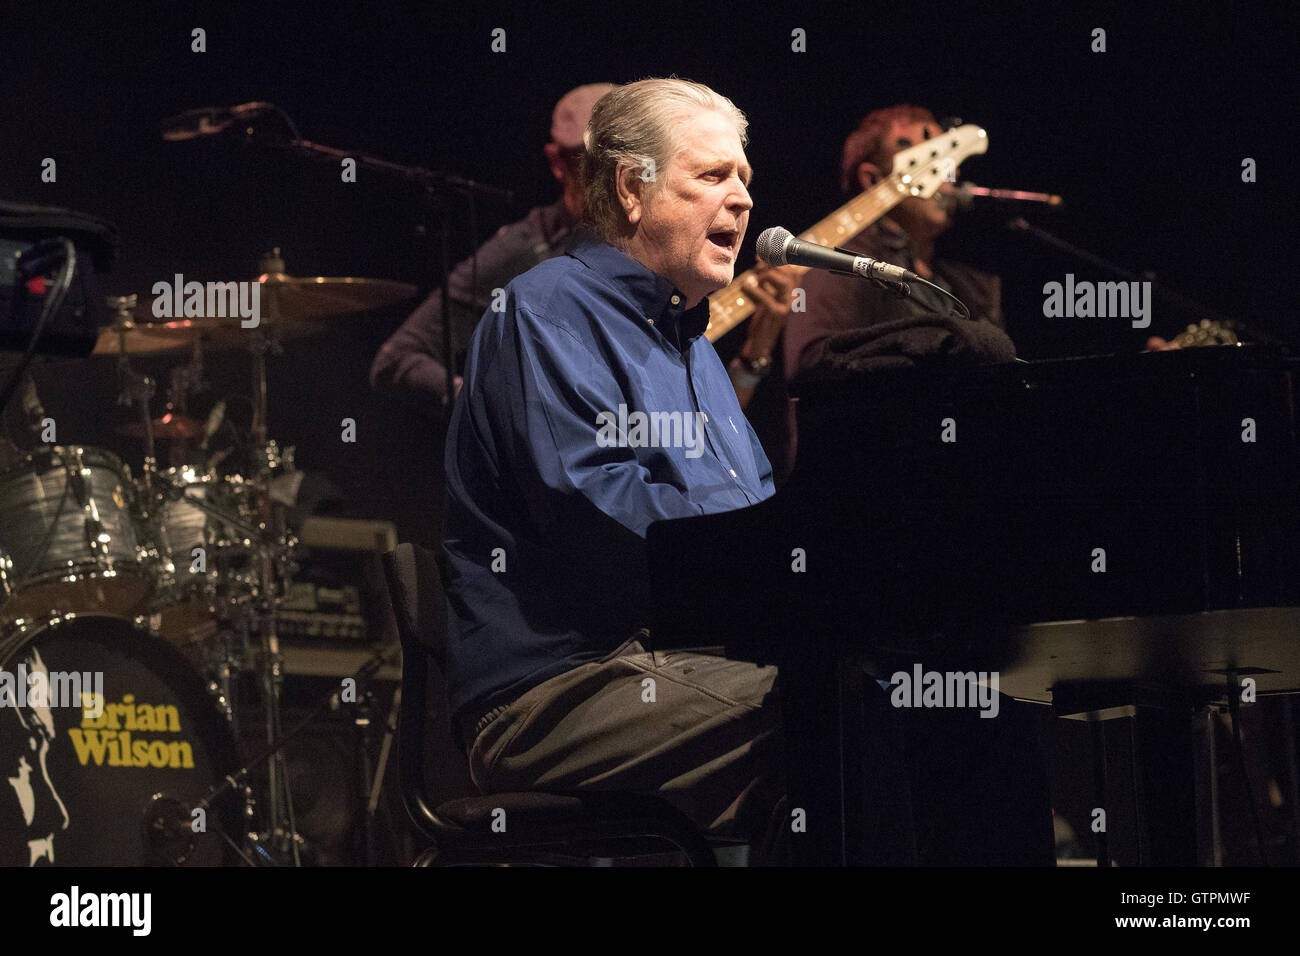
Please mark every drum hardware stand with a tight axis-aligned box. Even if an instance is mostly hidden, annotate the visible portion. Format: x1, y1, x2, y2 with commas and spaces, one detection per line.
177, 641, 401, 865
364, 684, 402, 866
204, 616, 247, 738
352, 687, 377, 865
60, 447, 108, 563
164, 338, 209, 467
352, 684, 400, 866
247, 247, 297, 864
107, 295, 159, 503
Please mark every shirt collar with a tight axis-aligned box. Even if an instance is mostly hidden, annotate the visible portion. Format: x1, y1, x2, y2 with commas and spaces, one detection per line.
875, 218, 913, 255
569, 235, 711, 348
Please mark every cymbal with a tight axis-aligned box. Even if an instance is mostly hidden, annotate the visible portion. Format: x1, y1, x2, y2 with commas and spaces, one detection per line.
135, 274, 417, 342
117, 412, 205, 439
257, 274, 418, 321
93, 322, 190, 356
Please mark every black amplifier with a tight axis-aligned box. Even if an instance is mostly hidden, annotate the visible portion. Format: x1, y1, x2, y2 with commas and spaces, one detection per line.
0, 201, 116, 356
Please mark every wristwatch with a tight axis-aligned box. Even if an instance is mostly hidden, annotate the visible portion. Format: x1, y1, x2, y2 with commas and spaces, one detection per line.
728, 353, 772, 389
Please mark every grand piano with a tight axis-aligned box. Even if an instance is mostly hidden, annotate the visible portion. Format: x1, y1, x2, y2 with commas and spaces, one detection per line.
647, 345, 1300, 865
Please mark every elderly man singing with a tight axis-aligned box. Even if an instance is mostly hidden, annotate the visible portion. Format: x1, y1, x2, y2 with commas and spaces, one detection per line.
440, 78, 1052, 865
442, 78, 787, 848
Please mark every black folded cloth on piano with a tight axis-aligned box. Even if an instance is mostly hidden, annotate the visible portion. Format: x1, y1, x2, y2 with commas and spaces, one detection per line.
822, 313, 1016, 374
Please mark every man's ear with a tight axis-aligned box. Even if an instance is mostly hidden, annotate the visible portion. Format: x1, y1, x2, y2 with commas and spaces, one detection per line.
615, 164, 645, 226
544, 142, 565, 183
857, 161, 884, 192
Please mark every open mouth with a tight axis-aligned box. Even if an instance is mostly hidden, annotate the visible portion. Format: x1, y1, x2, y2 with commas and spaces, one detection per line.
707, 229, 738, 252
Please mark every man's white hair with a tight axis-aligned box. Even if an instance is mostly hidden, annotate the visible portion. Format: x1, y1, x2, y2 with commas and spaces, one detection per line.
581, 78, 748, 242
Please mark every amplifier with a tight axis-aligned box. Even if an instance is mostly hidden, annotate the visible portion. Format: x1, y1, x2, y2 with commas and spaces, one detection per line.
279, 517, 400, 676
0, 201, 116, 356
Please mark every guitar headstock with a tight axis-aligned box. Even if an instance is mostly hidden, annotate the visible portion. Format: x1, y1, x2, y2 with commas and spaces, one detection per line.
1164, 319, 1240, 350
888, 124, 988, 199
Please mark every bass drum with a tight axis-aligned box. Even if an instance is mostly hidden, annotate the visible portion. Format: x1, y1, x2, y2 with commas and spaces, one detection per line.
0, 615, 250, 866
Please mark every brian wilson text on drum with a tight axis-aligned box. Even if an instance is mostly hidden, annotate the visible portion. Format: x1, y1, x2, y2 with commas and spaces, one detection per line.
67, 693, 197, 770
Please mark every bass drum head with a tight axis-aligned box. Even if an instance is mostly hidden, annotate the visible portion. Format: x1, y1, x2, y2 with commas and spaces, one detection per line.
0, 615, 247, 866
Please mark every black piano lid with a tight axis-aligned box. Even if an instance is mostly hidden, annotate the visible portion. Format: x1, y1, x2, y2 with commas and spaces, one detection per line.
649, 346, 1300, 669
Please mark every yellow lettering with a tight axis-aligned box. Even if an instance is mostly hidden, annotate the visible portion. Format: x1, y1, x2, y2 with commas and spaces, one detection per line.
108, 730, 127, 766
169, 741, 195, 769
69, 724, 196, 770
67, 728, 109, 766
156, 705, 180, 733
135, 705, 156, 732
133, 739, 153, 766
147, 741, 168, 767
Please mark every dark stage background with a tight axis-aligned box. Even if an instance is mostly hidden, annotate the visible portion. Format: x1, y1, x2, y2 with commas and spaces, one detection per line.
1, 1, 1294, 547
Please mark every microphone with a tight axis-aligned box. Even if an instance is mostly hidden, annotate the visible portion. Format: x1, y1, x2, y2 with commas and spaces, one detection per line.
161, 102, 276, 142
756, 227, 922, 283
199, 400, 226, 451
141, 793, 197, 865
940, 182, 1064, 212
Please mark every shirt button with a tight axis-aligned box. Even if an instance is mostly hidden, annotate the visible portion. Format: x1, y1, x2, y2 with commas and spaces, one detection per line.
729, 468, 737, 478
702, 413, 709, 423
670, 294, 681, 306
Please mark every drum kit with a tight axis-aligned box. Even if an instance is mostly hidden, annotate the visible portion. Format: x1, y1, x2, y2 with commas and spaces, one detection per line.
0, 252, 413, 866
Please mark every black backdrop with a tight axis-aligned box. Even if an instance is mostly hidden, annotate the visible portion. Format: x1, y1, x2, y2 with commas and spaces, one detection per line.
2, 1, 1295, 546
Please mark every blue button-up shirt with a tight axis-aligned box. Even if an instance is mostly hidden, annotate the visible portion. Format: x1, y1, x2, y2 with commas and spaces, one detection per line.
442, 235, 775, 723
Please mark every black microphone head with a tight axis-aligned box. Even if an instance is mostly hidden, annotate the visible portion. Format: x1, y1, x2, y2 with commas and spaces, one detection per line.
161, 103, 276, 142
142, 792, 197, 865
161, 107, 231, 142
756, 226, 793, 266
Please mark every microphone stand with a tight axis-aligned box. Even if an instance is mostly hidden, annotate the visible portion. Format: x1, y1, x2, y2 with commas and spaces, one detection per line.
155, 642, 402, 865
263, 133, 511, 410
281, 139, 504, 409
1007, 217, 1241, 330
165, 103, 515, 409
265, 129, 511, 411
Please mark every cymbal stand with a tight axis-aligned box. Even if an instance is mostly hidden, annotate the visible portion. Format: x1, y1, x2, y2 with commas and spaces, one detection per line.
107, 295, 159, 504
164, 337, 208, 467
247, 247, 298, 864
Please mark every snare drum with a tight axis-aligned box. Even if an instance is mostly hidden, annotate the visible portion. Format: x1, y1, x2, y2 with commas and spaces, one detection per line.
0, 613, 250, 865
0, 446, 157, 622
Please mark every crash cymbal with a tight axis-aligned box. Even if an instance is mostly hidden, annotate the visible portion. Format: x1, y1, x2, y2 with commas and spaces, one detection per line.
95, 295, 191, 356
93, 322, 190, 356
256, 274, 418, 321
117, 412, 205, 439
134, 274, 416, 338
